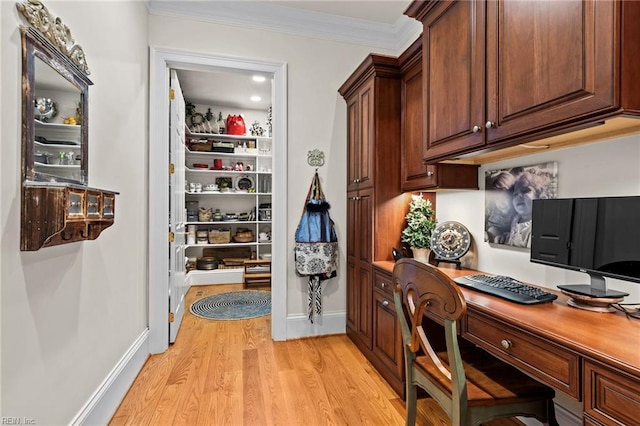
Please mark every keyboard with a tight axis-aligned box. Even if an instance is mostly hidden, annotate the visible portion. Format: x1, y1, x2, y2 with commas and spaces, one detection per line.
453, 274, 558, 305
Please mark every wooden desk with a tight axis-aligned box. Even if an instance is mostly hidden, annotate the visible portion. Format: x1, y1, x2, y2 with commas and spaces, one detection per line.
373, 261, 640, 426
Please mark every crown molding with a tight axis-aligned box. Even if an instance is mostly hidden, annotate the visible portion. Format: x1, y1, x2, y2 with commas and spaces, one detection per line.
148, 1, 421, 53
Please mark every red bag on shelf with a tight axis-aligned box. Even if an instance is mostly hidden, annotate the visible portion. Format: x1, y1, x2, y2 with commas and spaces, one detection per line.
226, 115, 246, 135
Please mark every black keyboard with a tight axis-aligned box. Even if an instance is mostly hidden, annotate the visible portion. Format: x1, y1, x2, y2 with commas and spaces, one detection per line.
453, 274, 558, 305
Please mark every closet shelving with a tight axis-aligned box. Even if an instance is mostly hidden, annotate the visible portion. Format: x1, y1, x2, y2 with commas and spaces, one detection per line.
183, 128, 272, 284
33, 119, 82, 182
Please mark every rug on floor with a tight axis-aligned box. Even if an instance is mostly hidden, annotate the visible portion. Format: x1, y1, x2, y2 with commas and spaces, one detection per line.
189, 290, 271, 320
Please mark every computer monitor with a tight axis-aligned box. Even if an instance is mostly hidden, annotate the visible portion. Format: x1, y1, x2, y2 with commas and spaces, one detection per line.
530, 196, 640, 307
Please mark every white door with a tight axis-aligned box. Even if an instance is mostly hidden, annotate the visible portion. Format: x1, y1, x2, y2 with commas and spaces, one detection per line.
169, 70, 187, 343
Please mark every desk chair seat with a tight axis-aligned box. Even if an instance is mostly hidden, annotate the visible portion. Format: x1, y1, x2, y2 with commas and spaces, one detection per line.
393, 259, 558, 426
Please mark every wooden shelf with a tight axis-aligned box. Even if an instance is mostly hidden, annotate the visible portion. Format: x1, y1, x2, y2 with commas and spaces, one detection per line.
21, 183, 118, 251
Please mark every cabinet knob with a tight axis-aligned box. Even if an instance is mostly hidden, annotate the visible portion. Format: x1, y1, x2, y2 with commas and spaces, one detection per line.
472, 125, 482, 133
501, 339, 512, 349
382, 300, 389, 307
426, 171, 434, 177
485, 121, 495, 129
352, 179, 358, 184
381, 282, 387, 288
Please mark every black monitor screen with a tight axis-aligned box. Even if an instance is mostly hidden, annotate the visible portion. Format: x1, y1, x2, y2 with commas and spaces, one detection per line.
531, 196, 640, 284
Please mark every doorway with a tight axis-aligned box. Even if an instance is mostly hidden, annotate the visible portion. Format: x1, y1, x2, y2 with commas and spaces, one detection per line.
148, 48, 288, 354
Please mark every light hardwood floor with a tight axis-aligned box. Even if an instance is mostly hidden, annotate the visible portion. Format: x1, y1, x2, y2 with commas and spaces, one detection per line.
110, 284, 522, 426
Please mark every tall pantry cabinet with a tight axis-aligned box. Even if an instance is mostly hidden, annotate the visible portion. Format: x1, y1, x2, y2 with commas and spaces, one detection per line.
339, 55, 408, 395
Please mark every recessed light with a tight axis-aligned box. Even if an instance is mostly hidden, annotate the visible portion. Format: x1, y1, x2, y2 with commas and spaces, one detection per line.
250, 95, 262, 102
252, 75, 266, 83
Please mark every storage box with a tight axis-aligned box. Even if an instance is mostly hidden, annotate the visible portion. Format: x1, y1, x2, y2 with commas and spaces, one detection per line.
212, 141, 235, 153
208, 229, 231, 244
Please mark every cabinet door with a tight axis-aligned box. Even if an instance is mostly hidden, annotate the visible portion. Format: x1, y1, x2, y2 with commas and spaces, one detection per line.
346, 79, 375, 191
346, 191, 358, 259
357, 188, 373, 264
346, 94, 360, 192
485, 0, 616, 144
357, 79, 374, 190
346, 189, 372, 264
401, 56, 434, 191
346, 260, 373, 350
372, 288, 404, 380
422, 0, 485, 161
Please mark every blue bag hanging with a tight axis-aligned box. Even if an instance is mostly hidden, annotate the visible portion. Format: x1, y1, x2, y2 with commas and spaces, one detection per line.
294, 172, 338, 322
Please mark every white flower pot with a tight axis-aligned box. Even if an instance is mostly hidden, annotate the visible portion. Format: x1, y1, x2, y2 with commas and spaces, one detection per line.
411, 248, 431, 264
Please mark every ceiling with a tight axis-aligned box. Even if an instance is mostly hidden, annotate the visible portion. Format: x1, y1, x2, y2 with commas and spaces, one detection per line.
176, 69, 273, 111
266, 1, 412, 25
167, 1, 415, 111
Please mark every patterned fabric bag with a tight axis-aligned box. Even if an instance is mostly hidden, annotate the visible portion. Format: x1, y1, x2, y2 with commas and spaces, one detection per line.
294, 172, 338, 322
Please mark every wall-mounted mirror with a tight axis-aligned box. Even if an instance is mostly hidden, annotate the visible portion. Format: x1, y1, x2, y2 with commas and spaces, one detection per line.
18, 1, 117, 251
21, 26, 91, 185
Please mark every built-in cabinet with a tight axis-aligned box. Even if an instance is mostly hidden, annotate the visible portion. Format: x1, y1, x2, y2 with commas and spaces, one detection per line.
340, 46, 480, 396
405, 0, 640, 163
184, 130, 272, 283
339, 55, 407, 383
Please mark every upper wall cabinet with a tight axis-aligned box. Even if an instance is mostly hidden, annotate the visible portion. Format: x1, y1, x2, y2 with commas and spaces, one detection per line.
406, 0, 640, 163
399, 37, 478, 191
17, 0, 118, 251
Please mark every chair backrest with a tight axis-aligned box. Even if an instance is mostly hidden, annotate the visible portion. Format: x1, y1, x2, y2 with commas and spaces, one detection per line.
393, 258, 468, 401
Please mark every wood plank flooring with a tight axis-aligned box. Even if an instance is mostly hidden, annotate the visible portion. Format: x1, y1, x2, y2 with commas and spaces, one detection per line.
110, 284, 523, 426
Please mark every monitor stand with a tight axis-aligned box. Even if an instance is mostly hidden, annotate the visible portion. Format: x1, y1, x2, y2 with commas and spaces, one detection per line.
558, 273, 629, 313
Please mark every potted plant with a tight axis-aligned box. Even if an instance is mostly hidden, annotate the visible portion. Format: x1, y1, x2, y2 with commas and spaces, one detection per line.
401, 194, 436, 263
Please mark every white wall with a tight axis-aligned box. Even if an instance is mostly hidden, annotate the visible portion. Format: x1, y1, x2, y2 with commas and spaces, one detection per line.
1, 1, 148, 423
148, 13, 401, 322
436, 135, 640, 301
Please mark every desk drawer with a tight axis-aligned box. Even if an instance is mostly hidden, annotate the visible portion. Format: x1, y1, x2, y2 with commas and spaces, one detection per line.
464, 310, 580, 399
584, 359, 640, 426
373, 270, 394, 296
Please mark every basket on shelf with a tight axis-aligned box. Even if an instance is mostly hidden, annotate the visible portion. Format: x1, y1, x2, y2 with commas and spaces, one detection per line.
233, 228, 254, 243
208, 229, 231, 244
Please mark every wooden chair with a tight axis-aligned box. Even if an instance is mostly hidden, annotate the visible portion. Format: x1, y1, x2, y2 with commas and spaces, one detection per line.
243, 259, 272, 289
392, 258, 559, 426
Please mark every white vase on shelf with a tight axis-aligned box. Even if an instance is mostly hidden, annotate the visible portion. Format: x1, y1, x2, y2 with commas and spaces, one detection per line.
411, 247, 431, 264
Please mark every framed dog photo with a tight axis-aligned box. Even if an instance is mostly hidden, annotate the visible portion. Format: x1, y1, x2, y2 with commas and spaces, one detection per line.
484, 161, 558, 248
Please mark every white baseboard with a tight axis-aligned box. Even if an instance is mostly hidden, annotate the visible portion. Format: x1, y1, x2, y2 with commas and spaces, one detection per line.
71, 330, 149, 426
286, 311, 346, 339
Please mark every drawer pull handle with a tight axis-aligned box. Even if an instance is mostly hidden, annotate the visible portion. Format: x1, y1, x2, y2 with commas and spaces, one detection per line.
501, 339, 512, 349
382, 300, 389, 307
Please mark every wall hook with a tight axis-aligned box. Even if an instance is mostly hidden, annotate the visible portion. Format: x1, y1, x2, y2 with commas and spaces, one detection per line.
307, 149, 325, 167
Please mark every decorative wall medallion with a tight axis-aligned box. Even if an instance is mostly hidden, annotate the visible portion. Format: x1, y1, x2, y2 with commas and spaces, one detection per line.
307, 149, 325, 167
16, 0, 90, 75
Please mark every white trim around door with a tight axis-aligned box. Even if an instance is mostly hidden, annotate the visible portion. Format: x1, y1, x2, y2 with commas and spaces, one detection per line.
148, 47, 288, 354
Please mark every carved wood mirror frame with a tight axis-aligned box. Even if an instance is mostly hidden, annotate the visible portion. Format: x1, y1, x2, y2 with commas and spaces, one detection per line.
18, 0, 92, 185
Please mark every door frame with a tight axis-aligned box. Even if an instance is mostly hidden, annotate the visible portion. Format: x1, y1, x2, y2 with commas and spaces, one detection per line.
148, 47, 288, 354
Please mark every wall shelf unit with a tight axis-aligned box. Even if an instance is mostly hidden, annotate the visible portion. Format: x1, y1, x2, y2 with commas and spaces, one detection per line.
184, 128, 272, 282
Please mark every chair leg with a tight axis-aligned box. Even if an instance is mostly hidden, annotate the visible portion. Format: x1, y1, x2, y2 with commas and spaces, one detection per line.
545, 400, 560, 426
405, 381, 417, 426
